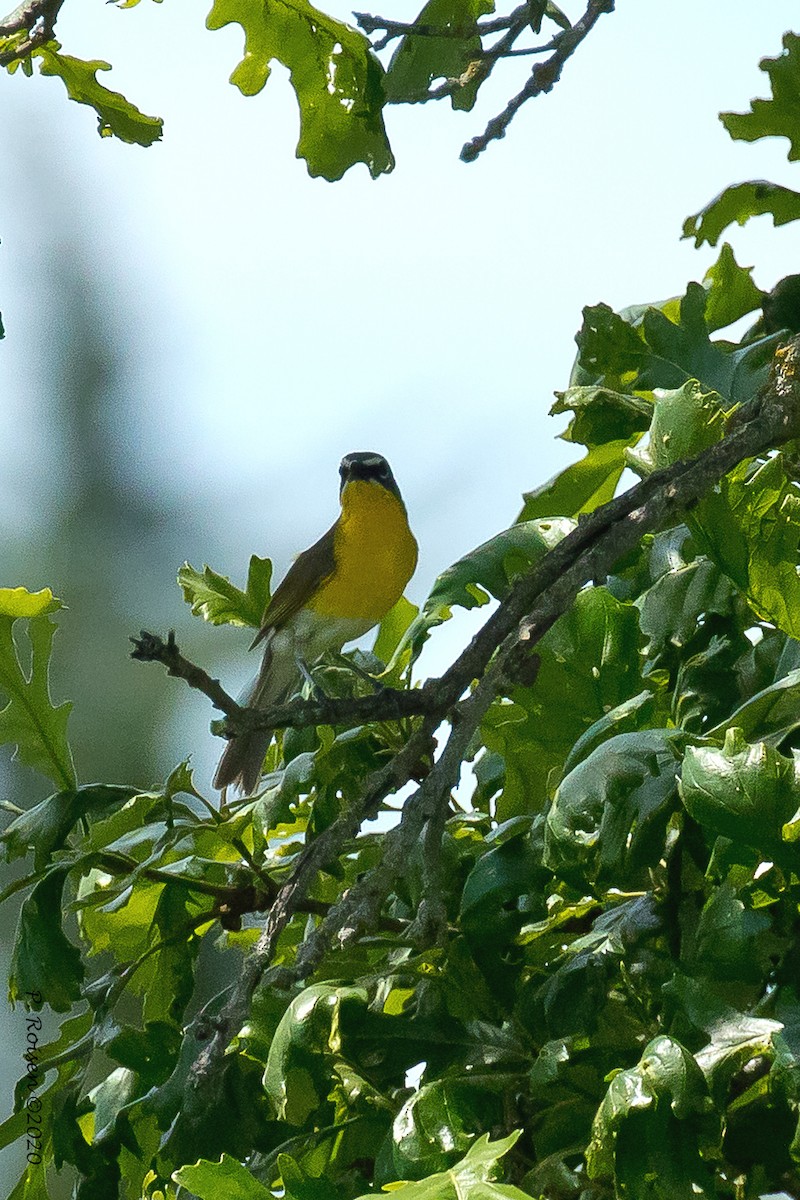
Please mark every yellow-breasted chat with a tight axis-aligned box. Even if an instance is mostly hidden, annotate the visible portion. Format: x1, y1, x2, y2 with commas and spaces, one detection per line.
214, 451, 418, 794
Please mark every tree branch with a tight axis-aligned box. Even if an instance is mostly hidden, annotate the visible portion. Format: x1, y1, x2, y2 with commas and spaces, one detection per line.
424, 4, 542, 105
0, 0, 63, 66
354, 8, 522, 41
461, 0, 615, 163
130, 629, 243, 718
134, 343, 800, 751
355, 3, 538, 54
146, 336, 800, 1112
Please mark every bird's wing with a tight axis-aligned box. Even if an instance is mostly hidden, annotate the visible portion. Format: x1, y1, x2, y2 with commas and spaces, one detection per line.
250, 522, 337, 649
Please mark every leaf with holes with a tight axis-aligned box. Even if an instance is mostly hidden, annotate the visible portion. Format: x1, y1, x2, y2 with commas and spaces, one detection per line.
207, 0, 393, 179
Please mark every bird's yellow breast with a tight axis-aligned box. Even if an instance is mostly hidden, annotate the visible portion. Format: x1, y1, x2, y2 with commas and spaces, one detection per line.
307, 480, 418, 622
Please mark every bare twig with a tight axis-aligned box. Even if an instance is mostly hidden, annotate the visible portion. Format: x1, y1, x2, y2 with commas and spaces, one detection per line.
461, 0, 615, 162
130, 629, 445, 731
426, 4, 543, 105
355, 9, 526, 53
0, 0, 63, 65
130, 630, 242, 718
354, 9, 521, 41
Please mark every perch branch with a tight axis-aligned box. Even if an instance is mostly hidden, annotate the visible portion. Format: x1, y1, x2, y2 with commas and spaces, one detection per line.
130, 630, 243, 718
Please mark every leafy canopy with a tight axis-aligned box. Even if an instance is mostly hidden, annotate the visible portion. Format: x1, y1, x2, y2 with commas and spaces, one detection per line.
7, 233, 800, 1198
9, 18, 800, 1200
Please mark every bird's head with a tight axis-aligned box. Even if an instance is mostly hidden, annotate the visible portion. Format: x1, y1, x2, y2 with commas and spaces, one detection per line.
339, 451, 402, 501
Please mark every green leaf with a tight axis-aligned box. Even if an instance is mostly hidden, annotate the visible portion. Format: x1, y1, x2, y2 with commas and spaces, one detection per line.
391, 1080, 502, 1179
638, 554, 737, 663
544, 730, 682, 888
1, 784, 136, 870
461, 824, 548, 999
385, 0, 494, 112
174, 1153, 272, 1199
690, 454, 800, 638
573, 285, 776, 406
701, 242, 765, 332
695, 1014, 782, 1107
680, 729, 799, 852
280, 1155, 350, 1200
761, 273, 800, 334
721, 33, 800, 160
179, 555, 271, 627
708, 666, 800, 746
571, 302, 646, 390
9, 867, 84, 1011
690, 881, 777, 984
551, 386, 652, 447
373, 594, 419, 673
355, 1132, 527, 1200
627, 380, 726, 476
390, 518, 574, 668
106, 1021, 182, 1088
483, 588, 644, 819
586, 1036, 715, 1198
520, 896, 660, 1041
35, 42, 162, 146
517, 440, 632, 521
206, 0, 394, 180
263, 984, 368, 1124
683, 181, 800, 247
140, 884, 199, 1026
562, 690, 660, 774
0, 587, 75, 790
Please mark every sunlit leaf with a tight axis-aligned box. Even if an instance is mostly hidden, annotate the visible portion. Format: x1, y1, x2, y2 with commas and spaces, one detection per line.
206, 0, 394, 179
683, 180, 800, 248
627, 380, 726, 477
721, 33, 800, 160
174, 1152, 272, 1198
179, 555, 271, 627
35, 41, 163, 146
690, 455, 800, 639
355, 1133, 527, 1200
517, 440, 632, 521
701, 242, 764, 332
0, 587, 75, 789
391, 1080, 502, 1178
373, 594, 419, 675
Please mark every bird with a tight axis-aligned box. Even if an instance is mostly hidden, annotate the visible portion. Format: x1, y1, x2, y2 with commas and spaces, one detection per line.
213, 451, 418, 794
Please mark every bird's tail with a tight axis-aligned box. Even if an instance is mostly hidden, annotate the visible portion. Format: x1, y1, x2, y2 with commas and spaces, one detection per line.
213, 633, 299, 795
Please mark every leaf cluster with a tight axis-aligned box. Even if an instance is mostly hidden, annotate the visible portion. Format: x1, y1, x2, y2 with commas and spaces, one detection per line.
6, 234, 800, 1199
0, 0, 607, 178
